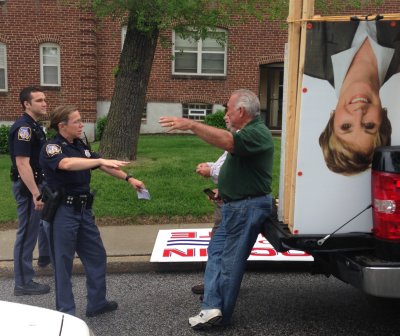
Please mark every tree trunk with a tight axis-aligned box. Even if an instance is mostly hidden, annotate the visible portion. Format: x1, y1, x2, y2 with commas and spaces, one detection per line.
99, 13, 159, 160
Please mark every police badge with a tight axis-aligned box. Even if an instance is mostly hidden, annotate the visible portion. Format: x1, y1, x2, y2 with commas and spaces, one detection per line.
46, 144, 62, 157
84, 150, 91, 158
18, 127, 32, 141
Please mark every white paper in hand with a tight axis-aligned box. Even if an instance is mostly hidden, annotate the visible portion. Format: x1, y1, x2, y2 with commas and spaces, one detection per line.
137, 188, 151, 200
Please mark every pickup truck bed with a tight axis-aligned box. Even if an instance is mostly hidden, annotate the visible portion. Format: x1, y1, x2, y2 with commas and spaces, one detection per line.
263, 216, 400, 298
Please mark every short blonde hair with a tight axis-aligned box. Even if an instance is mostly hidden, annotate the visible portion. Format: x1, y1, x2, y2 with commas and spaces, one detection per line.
49, 105, 78, 132
319, 109, 391, 175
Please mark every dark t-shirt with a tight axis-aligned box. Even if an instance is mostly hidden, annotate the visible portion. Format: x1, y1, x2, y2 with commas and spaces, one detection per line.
218, 117, 274, 201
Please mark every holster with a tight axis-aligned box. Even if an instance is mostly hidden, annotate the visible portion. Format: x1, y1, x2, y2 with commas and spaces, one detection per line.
41, 186, 62, 224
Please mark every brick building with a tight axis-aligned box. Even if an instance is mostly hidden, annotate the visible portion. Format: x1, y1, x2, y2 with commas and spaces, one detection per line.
0, 0, 397, 139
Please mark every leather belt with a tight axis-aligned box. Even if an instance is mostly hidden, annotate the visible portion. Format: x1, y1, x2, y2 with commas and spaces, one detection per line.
222, 194, 267, 204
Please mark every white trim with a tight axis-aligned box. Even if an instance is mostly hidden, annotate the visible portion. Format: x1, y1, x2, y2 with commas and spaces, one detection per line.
188, 108, 207, 118
40, 43, 61, 86
172, 29, 227, 76
121, 25, 127, 50
0, 43, 8, 92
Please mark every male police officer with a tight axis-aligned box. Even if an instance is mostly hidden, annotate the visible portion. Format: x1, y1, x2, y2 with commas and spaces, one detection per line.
9, 86, 51, 296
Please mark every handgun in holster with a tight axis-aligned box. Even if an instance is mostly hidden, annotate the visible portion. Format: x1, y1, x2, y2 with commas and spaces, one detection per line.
41, 186, 62, 224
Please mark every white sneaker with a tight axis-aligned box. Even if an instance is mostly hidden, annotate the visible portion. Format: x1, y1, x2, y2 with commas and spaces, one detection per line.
188, 309, 222, 329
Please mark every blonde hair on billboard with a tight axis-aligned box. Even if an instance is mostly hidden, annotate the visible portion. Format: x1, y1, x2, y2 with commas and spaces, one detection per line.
319, 108, 391, 176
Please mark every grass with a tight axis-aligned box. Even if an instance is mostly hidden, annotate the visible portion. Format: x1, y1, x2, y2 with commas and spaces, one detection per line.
0, 134, 281, 226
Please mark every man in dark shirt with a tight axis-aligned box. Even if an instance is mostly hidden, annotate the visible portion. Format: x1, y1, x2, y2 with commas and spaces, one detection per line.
160, 89, 274, 329
9, 86, 51, 296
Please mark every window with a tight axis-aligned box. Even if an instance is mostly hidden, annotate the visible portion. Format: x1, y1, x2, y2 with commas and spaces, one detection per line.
40, 43, 60, 86
260, 63, 283, 131
142, 104, 147, 121
182, 103, 212, 121
0, 43, 7, 91
173, 29, 227, 76
121, 25, 127, 50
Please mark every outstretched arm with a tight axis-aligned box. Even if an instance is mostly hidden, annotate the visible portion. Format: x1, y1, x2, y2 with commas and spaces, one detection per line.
58, 157, 129, 171
100, 166, 145, 191
159, 117, 234, 152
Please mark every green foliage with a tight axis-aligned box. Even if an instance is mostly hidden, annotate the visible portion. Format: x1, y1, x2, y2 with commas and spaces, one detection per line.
0, 125, 11, 154
315, 0, 385, 14
96, 116, 108, 141
204, 110, 227, 130
80, 0, 386, 35
112, 64, 120, 77
45, 128, 57, 140
80, 0, 277, 39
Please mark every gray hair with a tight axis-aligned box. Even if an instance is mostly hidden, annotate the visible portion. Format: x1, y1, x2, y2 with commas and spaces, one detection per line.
231, 89, 260, 118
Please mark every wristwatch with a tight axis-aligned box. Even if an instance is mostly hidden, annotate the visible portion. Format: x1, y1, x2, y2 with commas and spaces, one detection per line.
125, 174, 133, 182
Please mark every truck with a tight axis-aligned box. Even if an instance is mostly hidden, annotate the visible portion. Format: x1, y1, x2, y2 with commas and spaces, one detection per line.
264, 147, 400, 299
264, 9, 400, 300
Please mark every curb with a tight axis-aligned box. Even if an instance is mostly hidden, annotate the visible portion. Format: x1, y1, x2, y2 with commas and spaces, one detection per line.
0, 256, 207, 278
0, 257, 312, 279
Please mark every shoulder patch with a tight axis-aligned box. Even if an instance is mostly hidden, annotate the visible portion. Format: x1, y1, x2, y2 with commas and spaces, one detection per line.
17, 127, 32, 141
46, 144, 62, 157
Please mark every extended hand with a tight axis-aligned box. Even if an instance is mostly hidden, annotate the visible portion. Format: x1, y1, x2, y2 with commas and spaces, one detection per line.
159, 117, 194, 131
196, 163, 211, 177
100, 159, 130, 169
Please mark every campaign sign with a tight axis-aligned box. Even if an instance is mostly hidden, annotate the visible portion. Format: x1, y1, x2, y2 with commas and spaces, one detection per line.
150, 229, 313, 262
291, 20, 400, 234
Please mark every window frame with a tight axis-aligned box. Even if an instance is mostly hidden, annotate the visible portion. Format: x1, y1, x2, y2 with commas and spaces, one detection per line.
182, 103, 212, 121
121, 25, 127, 50
40, 42, 61, 87
0, 42, 8, 92
172, 29, 227, 76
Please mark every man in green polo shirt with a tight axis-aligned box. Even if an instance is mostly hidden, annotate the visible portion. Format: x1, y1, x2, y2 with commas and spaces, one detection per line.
159, 89, 274, 329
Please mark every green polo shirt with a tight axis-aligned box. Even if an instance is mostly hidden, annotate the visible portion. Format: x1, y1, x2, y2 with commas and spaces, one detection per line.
218, 117, 274, 201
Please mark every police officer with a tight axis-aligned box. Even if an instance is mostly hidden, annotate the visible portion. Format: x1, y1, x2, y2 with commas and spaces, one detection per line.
40, 105, 145, 316
9, 86, 51, 296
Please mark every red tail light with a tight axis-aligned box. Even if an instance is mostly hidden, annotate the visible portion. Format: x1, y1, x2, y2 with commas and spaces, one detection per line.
371, 146, 400, 260
371, 171, 400, 240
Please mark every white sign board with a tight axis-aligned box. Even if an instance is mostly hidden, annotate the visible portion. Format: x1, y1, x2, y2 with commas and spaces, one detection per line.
150, 229, 313, 262
292, 20, 400, 234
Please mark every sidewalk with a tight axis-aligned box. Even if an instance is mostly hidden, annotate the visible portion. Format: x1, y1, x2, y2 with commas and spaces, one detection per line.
0, 223, 213, 277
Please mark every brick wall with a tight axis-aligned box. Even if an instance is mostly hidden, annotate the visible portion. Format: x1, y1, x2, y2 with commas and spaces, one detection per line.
96, 1, 398, 107
96, 16, 287, 106
0, 0, 97, 123
0, 0, 398, 124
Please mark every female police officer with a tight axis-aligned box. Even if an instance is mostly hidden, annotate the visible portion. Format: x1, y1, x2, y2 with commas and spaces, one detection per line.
40, 105, 145, 316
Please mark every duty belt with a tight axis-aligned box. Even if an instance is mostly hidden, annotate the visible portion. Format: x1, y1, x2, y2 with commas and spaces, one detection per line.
10, 166, 44, 184
63, 193, 94, 211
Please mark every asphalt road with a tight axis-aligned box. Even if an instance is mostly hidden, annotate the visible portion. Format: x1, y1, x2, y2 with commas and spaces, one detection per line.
1, 265, 400, 336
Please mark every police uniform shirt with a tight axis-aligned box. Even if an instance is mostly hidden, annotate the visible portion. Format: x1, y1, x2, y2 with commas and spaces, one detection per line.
9, 113, 46, 169
40, 134, 100, 195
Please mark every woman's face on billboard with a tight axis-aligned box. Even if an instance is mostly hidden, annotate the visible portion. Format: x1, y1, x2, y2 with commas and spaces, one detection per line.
334, 80, 382, 153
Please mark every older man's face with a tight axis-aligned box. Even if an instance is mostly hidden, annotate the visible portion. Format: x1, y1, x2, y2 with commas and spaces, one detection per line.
224, 95, 242, 130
